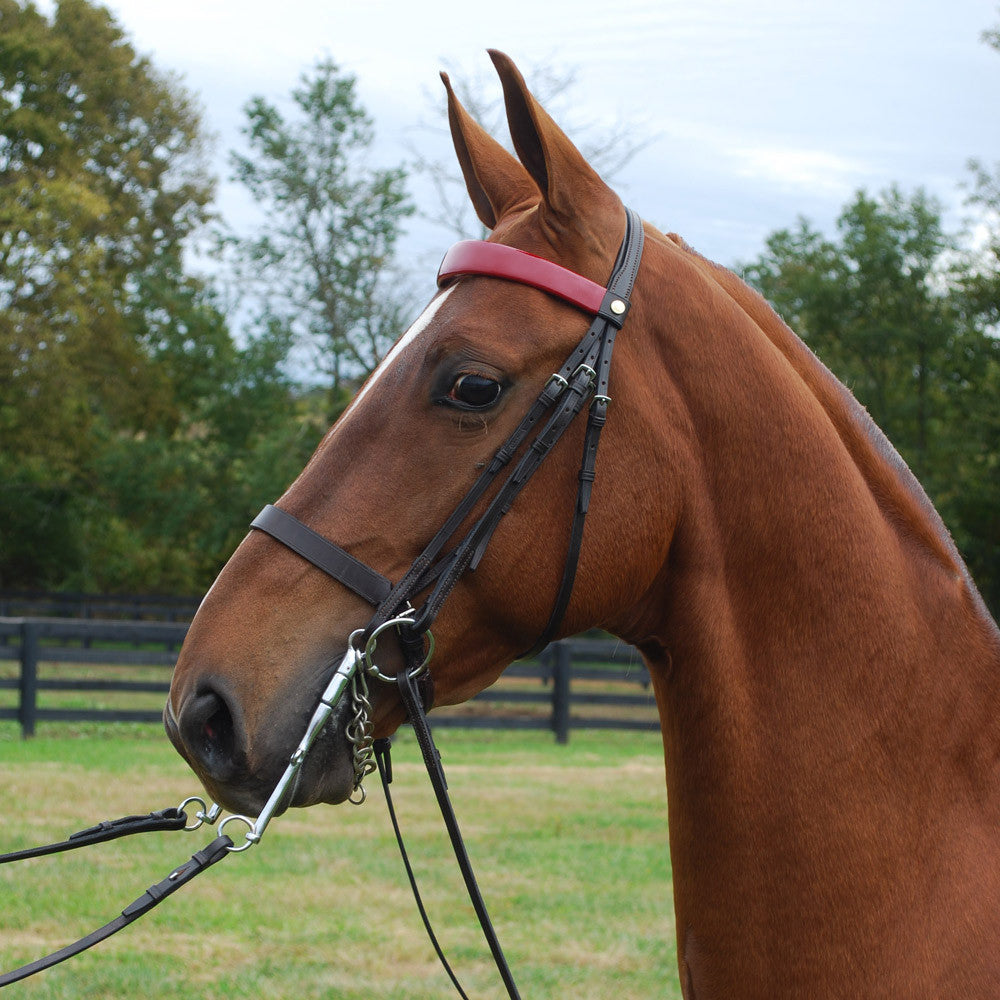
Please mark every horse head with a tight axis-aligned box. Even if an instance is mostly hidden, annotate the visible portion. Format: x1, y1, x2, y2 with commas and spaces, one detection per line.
165, 52, 680, 815
165, 49, 1000, 997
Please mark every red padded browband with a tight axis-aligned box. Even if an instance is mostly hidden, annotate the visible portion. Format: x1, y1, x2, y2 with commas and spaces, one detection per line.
437, 240, 607, 315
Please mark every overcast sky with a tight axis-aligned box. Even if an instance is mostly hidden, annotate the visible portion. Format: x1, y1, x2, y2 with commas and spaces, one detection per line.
90, 0, 999, 280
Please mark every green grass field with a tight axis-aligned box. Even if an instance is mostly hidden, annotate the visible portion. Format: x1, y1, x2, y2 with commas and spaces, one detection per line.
1, 723, 681, 999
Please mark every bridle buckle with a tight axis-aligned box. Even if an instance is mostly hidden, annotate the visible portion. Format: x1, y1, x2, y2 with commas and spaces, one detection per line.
572, 363, 597, 389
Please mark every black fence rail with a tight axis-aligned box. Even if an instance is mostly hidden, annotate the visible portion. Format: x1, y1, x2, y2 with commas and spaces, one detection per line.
0, 590, 200, 622
430, 637, 658, 739
0, 618, 187, 736
0, 617, 658, 742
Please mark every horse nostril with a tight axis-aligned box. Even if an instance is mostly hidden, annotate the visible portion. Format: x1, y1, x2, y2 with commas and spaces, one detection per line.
179, 687, 240, 782
202, 701, 234, 762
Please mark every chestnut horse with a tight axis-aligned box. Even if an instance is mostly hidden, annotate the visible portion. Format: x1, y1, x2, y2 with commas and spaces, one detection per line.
166, 52, 1000, 998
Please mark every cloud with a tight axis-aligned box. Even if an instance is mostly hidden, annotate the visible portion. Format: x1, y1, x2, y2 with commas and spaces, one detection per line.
729, 144, 870, 198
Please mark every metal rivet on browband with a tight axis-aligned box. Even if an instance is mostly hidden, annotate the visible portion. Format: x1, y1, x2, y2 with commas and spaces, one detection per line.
610, 299, 626, 315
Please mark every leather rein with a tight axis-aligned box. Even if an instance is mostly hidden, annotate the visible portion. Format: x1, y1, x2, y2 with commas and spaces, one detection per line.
0, 208, 644, 995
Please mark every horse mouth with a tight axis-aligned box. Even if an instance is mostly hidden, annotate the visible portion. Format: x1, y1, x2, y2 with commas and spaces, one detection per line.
163, 675, 360, 816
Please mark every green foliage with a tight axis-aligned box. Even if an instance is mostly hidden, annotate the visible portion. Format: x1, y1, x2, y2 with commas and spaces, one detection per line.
742, 187, 1000, 616
952, 158, 1000, 613
963, 160, 1000, 331
0, 0, 318, 594
0, 0, 211, 447
228, 58, 415, 417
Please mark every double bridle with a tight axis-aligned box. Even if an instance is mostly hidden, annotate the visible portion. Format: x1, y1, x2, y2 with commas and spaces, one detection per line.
0, 208, 644, 996
253, 204, 644, 678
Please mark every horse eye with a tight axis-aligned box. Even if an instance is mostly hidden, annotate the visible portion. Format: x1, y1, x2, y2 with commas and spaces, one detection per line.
448, 373, 503, 409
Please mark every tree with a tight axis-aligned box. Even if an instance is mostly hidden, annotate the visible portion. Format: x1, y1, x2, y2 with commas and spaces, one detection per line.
229, 59, 414, 417
0, 0, 213, 453
0, 0, 314, 594
79, 310, 322, 594
943, 8, 1000, 613
744, 188, 958, 477
0, 0, 216, 586
963, 161, 1000, 331
741, 187, 1000, 615
962, 14, 1000, 335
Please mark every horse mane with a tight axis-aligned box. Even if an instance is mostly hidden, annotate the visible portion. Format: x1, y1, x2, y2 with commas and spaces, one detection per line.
658, 229, 994, 619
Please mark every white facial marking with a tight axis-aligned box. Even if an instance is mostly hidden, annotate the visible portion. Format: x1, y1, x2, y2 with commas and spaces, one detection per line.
340, 286, 455, 424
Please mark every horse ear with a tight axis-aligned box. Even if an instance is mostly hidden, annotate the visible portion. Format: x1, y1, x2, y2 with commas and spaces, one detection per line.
488, 49, 619, 227
442, 71, 539, 231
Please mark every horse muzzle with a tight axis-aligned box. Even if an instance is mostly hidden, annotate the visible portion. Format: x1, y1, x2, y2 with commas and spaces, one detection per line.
164, 666, 359, 815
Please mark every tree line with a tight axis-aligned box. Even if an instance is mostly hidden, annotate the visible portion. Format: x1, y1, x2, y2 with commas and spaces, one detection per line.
1, 0, 998, 617
0, 0, 410, 594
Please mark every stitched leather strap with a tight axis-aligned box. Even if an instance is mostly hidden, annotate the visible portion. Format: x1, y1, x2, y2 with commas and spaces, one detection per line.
394, 668, 522, 1000
438, 240, 607, 314
251, 504, 393, 607
0, 809, 188, 865
0, 835, 232, 987
527, 208, 645, 653
375, 740, 471, 1000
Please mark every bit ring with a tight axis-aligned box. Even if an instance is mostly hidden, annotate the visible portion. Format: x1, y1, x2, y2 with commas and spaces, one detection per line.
358, 616, 435, 682
218, 814, 258, 853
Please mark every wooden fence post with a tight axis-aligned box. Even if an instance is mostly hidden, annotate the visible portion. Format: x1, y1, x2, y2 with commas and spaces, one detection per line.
19, 620, 39, 739
551, 642, 571, 744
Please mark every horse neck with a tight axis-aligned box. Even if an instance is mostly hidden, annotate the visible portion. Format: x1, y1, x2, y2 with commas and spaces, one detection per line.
623, 239, 1000, 975
631, 238, 1000, 710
